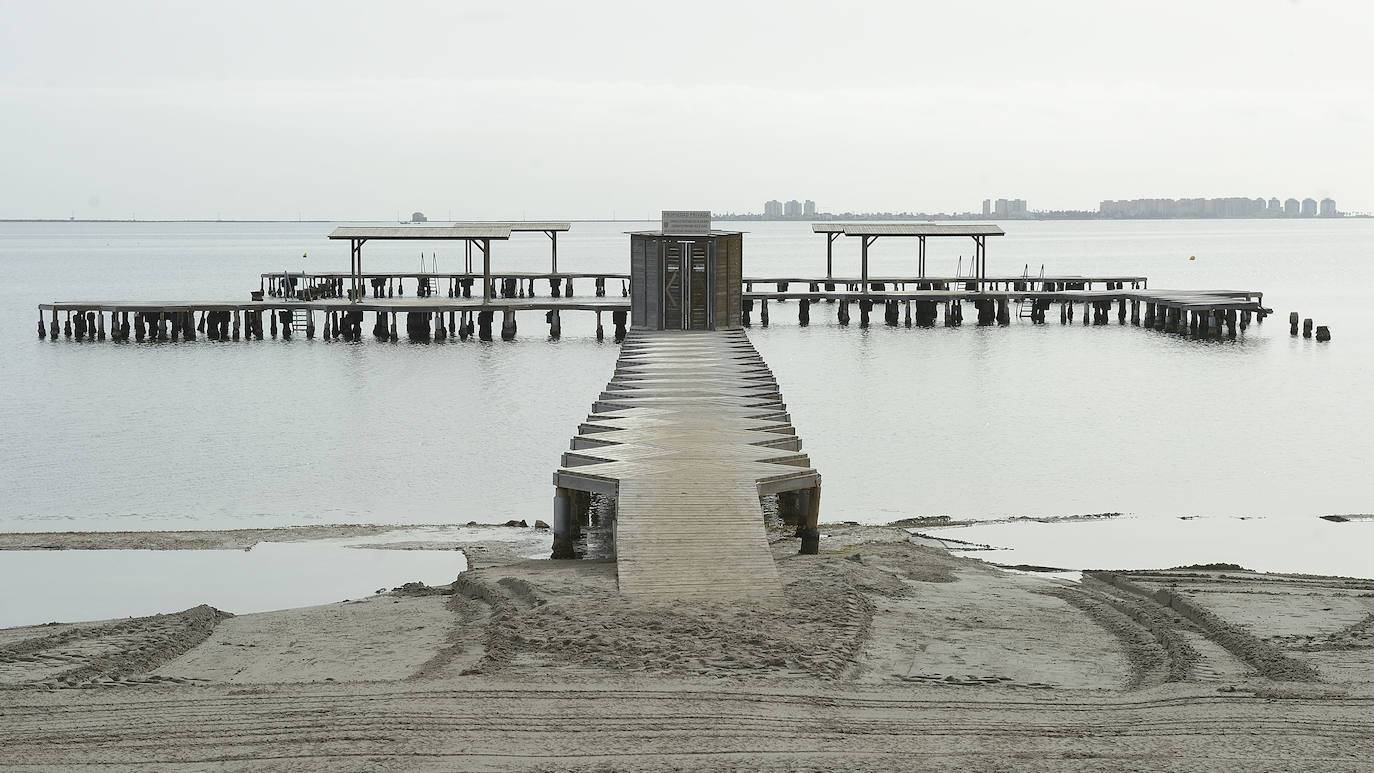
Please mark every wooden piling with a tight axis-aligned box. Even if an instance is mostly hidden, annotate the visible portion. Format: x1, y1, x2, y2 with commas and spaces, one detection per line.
798, 486, 821, 555
552, 487, 575, 559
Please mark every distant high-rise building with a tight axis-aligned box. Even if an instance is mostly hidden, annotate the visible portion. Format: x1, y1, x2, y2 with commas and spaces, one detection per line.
1268, 197, 1282, 214
784, 200, 803, 218
803, 200, 816, 218
1319, 198, 1337, 217
1284, 198, 1300, 216
764, 199, 783, 217
1301, 198, 1318, 217
991, 198, 1027, 218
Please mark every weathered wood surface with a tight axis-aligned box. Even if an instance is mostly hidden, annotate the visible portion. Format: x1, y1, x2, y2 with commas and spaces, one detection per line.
743, 287, 1267, 312
555, 330, 819, 601
262, 270, 631, 280
38, 297, 630, 314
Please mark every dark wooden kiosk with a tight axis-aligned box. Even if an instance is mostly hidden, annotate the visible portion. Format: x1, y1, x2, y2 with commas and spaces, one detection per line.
628, 211, 743, 331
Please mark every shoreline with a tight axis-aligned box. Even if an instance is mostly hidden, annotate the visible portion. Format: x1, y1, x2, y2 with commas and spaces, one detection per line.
1, 522, 1371, 769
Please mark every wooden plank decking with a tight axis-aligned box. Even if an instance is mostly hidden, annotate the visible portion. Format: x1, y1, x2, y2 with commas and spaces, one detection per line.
554, 329, 819, 601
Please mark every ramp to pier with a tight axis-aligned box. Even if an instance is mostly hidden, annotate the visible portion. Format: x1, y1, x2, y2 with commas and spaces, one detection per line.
555, 330, 820, 601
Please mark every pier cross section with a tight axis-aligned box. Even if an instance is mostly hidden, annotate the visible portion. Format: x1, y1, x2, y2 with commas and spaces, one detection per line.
553, 329, 821, 600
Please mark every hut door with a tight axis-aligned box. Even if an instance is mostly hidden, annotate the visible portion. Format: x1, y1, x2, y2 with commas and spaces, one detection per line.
688, 242, 710, 330
663, 243, 683, 330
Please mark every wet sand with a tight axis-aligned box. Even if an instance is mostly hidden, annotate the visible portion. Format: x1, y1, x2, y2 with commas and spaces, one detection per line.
1, 523, 1372, 771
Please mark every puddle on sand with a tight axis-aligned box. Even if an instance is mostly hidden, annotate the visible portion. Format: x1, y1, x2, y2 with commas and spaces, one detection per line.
0, 542, 466, 629
929, 516, 1373, 578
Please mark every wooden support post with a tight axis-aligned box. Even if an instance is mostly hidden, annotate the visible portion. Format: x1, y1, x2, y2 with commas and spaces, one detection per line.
1290, 311, 1300, 336
552, 487, 575, 559
233, 310, 241, 341
798, 486, 821, 555
760, 298, 769, 327
595, 310, 604, 341
547, 309, 561, 338
501, 308, 517, 341
798, 298, 810, 326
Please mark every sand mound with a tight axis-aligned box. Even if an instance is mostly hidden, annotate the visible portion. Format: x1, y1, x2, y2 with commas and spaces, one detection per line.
0, 605, 228, 689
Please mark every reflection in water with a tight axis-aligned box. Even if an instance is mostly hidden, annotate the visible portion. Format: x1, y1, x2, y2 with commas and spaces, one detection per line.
0, 542, 466, 629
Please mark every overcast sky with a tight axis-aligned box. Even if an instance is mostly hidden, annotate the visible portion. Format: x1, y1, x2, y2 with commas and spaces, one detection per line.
2, 0, 1369, 220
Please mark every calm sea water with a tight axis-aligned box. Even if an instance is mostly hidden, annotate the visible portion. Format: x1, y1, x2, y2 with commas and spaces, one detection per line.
1, 219, 1371, 587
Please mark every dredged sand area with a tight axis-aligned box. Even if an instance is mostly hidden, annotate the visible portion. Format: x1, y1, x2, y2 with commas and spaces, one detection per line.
1, 522, 1372, 771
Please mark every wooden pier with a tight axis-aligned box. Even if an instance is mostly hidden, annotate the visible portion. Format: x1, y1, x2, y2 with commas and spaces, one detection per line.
261, 270, 630, 303
36, 219, 1272, 343
739, 284, 1268, 337
36, 297, 632, 343
552, 329, 821, 600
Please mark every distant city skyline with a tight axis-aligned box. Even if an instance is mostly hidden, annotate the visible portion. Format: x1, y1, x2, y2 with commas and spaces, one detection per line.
734, 194, 1349, 221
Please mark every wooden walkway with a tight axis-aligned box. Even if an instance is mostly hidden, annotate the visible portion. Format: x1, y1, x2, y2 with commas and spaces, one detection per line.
553, 330, 820, 601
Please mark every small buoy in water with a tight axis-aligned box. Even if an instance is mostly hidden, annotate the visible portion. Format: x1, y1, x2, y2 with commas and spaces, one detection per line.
1189, 255, 1196, 261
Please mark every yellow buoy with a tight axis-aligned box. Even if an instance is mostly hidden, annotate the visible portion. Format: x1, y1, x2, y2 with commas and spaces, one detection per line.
1189, 255, 1196, 261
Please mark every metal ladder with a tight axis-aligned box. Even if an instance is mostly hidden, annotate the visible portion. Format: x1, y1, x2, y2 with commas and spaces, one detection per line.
291, 309, 310, 332
1016, 263, 1044, 318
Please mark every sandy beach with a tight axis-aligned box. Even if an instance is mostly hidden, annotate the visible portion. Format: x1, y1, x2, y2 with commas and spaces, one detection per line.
1, 523, 1372, 771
